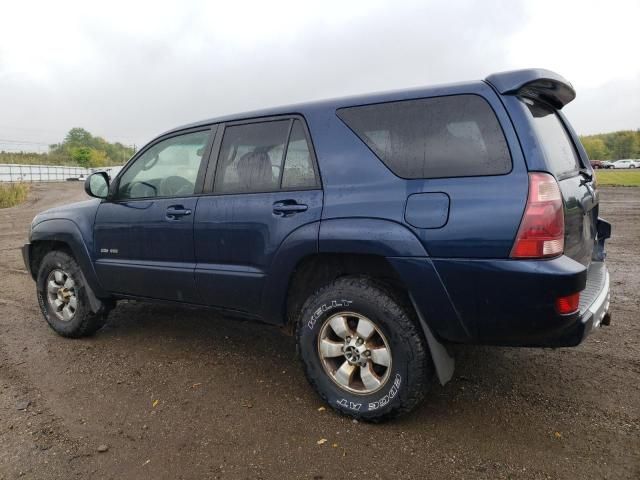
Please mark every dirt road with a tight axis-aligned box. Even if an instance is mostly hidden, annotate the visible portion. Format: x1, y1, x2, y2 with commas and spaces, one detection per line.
1, 183, 638, 479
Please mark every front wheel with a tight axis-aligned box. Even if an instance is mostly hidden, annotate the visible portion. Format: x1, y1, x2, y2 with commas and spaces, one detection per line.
36, 250, 107, 338
296, 277, 432, 421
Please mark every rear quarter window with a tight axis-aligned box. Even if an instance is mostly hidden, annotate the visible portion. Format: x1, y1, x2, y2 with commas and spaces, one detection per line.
337, 94, 511, 179
521, 99, 581, 177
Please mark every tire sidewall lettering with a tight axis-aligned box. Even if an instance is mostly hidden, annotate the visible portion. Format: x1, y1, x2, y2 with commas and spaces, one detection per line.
307, 299, 353, 330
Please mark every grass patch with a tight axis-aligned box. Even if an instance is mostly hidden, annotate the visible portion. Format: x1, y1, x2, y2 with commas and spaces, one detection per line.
0, 182, 30, 208
595, 169, 640, 187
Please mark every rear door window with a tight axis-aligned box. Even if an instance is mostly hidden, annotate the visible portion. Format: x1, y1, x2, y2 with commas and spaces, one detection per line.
337, 95, 511, 179
521, 99, 581, 177
214, 120, 290, 194
281, 119, 317, 189
214, 119, 319, 194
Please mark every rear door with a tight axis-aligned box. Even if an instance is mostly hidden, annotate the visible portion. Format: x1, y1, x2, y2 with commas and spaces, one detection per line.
194, 117, 322, 315
521, 100, 597, 266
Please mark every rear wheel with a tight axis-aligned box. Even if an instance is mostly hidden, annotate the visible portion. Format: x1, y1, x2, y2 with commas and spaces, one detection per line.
296, 277, 432, 421
36, 251, 107, 338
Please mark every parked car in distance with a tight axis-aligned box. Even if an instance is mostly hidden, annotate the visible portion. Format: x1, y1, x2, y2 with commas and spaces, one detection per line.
21, 68, 612, 421
591, 160, 614, 169
613, 159, 640, 169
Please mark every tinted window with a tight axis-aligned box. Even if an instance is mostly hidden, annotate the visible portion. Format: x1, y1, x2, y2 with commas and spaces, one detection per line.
215, 121, 289, 194
282, 120, 317, 189
337, 95, 511, 179
521, 99, 581, 176
118, 130, 210, 199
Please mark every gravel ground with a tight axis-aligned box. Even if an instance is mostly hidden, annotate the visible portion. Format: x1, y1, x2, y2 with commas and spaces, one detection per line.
0, 183, 638, 479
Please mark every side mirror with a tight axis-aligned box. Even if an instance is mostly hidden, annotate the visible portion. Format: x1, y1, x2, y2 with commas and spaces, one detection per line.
84, 172, 110, 199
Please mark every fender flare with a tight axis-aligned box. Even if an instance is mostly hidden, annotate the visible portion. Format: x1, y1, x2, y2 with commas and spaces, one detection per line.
29, 219, 109, 308
319, 218, 428, 257
260, 221, 320, 324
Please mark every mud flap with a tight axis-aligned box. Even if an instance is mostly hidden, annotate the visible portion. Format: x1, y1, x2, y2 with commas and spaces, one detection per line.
78, 268, 109, 314
410, 295, 455, 385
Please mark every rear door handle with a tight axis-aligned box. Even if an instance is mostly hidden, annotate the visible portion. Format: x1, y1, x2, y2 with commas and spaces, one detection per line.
273, 201, 308, 216
166, 205, 192, 220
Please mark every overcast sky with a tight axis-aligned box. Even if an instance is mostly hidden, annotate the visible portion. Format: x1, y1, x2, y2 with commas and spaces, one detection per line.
1, 0, 638, 152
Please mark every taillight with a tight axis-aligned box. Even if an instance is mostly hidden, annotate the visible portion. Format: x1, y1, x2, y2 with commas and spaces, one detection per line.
511, 172, 564, 258
555, 292, 580, 315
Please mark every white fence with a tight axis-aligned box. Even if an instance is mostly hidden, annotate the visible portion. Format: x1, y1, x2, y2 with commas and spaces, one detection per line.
0, 164, 123, 182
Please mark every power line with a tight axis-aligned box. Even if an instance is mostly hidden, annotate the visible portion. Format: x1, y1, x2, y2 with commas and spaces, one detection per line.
0, 138, 53, 146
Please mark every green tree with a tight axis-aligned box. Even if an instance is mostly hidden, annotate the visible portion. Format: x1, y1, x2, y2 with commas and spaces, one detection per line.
64, 128, 93, 146
70, 147, 92, 167
611, 131, 639, 159
88, 148, 108, 167
47, 128, 134, 166
581, 137, 609, 160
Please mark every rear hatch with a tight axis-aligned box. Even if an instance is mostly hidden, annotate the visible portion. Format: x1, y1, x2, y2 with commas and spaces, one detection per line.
521, 99, 597, 266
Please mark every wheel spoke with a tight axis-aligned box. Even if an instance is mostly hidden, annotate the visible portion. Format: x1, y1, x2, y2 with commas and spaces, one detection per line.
370, 346, 391, 367
63, 277, 75, 289
334, 361, 355, 388
329, 316, 351, 339
47, 280, 59, 295
54, 299, 64, 310
319, 338, 344, 358
360, 362, 382, 391
61, 305, 74, 321
68, 296, 78, 311
355, 317, 376, 340
53, 271, 64, 284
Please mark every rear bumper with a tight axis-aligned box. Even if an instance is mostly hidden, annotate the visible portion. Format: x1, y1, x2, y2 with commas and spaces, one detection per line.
579, 264, 610, 336
391, 255, 610, 347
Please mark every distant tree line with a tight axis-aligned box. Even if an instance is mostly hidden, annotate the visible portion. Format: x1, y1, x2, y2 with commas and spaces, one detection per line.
0, 128, 134, 167
580, 130, 640, 161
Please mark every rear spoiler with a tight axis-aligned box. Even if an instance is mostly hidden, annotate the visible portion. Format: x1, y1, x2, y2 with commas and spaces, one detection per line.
485, 68, 576, 109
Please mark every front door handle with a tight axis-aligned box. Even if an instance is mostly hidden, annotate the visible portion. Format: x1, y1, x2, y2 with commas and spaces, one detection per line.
273, 201, 308, 216
166, 206, 192, 220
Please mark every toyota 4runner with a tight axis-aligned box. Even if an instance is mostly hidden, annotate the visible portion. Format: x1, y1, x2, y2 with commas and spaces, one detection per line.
23, 69, 611, 421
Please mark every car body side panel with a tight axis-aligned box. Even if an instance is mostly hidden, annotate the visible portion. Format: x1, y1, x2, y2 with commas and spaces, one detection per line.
193, 189, 323, 316
93, 197, 200, 303
308, 82, 529, 259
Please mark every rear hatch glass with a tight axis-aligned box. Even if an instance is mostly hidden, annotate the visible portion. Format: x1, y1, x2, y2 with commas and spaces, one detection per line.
522, 99, 597, 266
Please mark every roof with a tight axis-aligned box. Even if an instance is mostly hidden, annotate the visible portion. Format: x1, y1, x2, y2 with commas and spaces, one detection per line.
162, 68, 574, 136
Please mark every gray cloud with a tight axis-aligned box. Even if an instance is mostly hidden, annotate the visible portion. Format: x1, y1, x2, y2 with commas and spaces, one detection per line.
0, 0, 636, 152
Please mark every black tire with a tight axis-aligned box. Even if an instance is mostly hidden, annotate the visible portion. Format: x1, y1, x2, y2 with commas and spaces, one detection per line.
36, 250, 107, 338
296, 276, 432, 421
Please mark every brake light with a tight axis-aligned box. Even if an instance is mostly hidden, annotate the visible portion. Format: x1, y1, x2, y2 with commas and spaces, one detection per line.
511, 172, 564, 258
555, 292, 580, 315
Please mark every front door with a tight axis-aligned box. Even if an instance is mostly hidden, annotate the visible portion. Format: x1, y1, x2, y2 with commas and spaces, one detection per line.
93, 128, 214, 302
194, 118, 323, 315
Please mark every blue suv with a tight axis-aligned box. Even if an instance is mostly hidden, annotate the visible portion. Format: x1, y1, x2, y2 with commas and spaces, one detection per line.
22, 69, 611, 420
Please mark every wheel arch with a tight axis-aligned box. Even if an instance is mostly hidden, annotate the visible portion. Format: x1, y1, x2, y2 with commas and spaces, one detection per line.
29, 219, 108, 300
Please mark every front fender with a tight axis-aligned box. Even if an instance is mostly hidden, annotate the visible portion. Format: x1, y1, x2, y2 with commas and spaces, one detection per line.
30, 218, 107, 298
